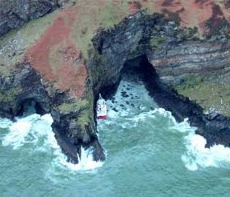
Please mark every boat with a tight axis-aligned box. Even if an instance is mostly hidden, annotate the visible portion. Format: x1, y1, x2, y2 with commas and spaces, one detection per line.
97, 94, 107, 119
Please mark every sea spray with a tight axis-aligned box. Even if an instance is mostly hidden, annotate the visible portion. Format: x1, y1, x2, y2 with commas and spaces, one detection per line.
1, 114, 56, 151
100, 80, 230, 172
2, 79, 230, 196
0, 114, 103, 172
58, 147, 104, 171
0, 118, 12, 129
1, 80, 230, 174
182, 132, 230, 171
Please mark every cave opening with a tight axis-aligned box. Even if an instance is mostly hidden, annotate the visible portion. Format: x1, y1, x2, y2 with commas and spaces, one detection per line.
16, 98, 46, 117
97, 54, 230, 149
97, 54, 160, 100
121, 55, 160, 91
121, 55, 206, 131
96, 54, 201, 124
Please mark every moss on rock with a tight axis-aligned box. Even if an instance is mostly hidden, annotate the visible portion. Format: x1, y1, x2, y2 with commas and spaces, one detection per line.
175, 74, 230, 116
150, 36, 167, 48
0, 87, 22, 103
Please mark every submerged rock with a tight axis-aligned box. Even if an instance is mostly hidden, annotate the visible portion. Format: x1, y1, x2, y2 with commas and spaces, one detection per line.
1, 1, 230, 163
90, 11, 230, 150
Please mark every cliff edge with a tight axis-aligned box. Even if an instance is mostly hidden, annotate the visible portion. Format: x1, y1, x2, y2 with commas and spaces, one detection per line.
1, 0, 230, 163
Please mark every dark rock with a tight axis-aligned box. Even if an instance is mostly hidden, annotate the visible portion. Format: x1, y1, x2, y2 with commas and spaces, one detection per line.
0, 0, 76, 37
54, 130, 79, 164
1, 9, 230, 164
113, 108, 118, 112
91, 138, 106, 161
0, 63, 50, 119
90, 11, 230, 149
121, 91, 129, 98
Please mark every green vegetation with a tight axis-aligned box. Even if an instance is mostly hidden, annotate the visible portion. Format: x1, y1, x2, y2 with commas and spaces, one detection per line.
0, 10, 59, 75
150, 36, 166, 48
77, 109, 91, 130
89, 49, 110, 86
57, 98, 89, 114
98, 4, 120, 29
176, 74, 204, 90
75, 89, 94, 130
57, 87, 95, 130
0, 87, 22, 103
175, 75, 230, 116
71, 1, 123, 58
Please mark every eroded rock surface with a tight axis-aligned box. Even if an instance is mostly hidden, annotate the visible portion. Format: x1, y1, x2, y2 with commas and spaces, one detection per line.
90, 11, 230, 149
1, 1, 230, 163
0, 0, 77, 37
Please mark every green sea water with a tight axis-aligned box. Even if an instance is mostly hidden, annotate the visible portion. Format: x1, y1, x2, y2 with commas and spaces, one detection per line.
1, 80, 230, 197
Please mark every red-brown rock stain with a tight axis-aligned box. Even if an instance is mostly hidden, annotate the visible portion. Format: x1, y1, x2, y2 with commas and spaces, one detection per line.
25, 8, 88, 98
128, 1, 143, 14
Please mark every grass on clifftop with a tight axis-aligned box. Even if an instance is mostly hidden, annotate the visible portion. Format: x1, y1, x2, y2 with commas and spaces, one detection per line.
175, 75, 230, 116
1, 0, 230, 119
0, 10, 59, 75
2, 0, 229, 67
70, 0, 129, 58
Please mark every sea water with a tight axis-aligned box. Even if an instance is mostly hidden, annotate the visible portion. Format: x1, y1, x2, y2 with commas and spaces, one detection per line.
1, 80, 230, 197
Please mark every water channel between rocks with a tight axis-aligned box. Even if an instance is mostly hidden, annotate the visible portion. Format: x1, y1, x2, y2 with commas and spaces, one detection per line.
1, 76, 230, 196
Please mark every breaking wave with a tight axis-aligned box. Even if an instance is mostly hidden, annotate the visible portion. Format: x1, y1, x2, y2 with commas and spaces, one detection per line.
0, 114, 103, 172
1, 79, 230, 175
182, 133, 230, 171
101, 80, 230, 171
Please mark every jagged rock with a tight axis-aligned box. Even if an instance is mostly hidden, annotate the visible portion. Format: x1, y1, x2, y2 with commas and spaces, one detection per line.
149, 41, 230, 86
0, 0, 77, 37
0, 63, 50, 118
90, 11, 230, 150
1, 0, 230, 164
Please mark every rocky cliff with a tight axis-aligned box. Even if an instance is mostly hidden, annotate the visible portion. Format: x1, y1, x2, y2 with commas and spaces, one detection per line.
90, 11, 230, 148
1, 0, 230, 163
0, 0, 76, 37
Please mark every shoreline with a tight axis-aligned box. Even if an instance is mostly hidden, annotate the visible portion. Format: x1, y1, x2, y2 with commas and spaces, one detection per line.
120, 55, 230, 148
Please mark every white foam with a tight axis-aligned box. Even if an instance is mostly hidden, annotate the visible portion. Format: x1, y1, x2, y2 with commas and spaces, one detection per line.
157, 109, 230, 171
99, 79, 230, 172
182, 133, 230, 171
170, 118, 196, 133
153, 108, 230, 171
2, 114, 40, 149
58, 147, 104, 171
152, 109, 230, 171
105, 80, 157, 118
146, 108, 230, 171
0, 118, 12, 129
1, 113, 103, 172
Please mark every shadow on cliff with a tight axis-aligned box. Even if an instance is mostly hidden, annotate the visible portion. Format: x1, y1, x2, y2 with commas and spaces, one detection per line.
16, 98, 47, 117
101, 54, 230, 148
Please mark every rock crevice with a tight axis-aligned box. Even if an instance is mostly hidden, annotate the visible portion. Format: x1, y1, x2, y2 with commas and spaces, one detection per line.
90, 11, 230, 149
0, 0, 76, 37
1, 10, 230, 163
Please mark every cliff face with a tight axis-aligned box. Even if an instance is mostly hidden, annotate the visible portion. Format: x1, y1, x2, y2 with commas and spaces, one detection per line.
90, 11, 230, 148
1, 1, 230, 163
0, 63, 50, 119
150, 41, 230, 86
0, 59, 104, 163
0, 2, 105, 163
0, 0, 76, 37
